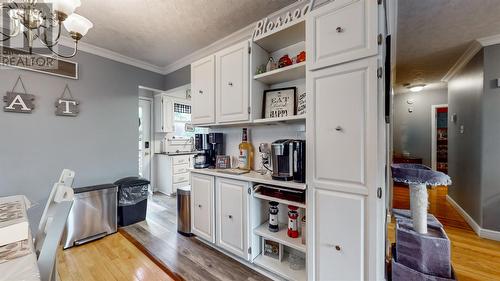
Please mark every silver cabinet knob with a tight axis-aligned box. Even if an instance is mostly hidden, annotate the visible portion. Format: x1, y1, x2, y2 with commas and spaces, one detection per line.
228, 82, 233, 86
335, 126, 342, 132
199, 90, 204, 94
327, 244, 342, 251
336, 26, 344, 33
228, 215, 233, 219
198, 204, 202, 208
335, 245, 341, 251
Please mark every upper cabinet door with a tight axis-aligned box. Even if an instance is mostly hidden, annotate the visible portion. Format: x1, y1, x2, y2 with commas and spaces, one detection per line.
191, 55, 216, 125
215, 41, 250, 123
191, 173, 215, 243
154, 94, 164, 133
215, 178, 248, 259
314, 189, 365, 281
307, 0, 377, 70
307, 57, 377, 195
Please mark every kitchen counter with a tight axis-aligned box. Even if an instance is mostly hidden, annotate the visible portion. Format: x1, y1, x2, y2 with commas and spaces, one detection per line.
155, 152, 197, 156
189, 168, 307, 190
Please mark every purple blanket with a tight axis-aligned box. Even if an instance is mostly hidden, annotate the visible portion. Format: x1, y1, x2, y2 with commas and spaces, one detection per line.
391, 164, 452, 186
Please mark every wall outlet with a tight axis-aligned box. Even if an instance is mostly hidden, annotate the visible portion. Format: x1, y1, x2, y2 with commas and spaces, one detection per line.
460, 125, 465, 134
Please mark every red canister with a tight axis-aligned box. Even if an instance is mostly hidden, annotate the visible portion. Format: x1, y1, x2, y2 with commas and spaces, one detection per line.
287, 205, 299, 238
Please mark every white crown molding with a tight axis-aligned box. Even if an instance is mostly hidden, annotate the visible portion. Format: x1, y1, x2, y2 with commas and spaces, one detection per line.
58, 37, 166, 74
446, 195, 500, 241
441, 40, 482, 82
162, 0, 309, 75
442, 33, 500, 82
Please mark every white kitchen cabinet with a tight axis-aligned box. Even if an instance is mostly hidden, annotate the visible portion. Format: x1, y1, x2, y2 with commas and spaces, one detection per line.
307, 0, 378, 70
191, 173, 215, 243
314, 189, 365, 281
307, 57, 378, 195
215, 178, 249, 260
215, 41, 250, 123
191, 55, 216, 125
154, 94, 174, 133
156, 155, 192, 196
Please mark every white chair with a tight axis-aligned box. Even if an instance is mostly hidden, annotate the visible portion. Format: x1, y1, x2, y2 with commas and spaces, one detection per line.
34, 169, 75, 254
37, 201, 73, 281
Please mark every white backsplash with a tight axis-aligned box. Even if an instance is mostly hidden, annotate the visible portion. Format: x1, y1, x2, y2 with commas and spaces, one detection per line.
210, 124, 305, 170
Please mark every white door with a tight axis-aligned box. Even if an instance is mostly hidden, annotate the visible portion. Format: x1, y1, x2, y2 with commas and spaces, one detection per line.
191, 173, 215, 242
307, 57, 378, 195
216, 178, 248, 259
216, 41, 250, 123
191, 56, 215, 125
315, 189, 364, 281
307, 0, 378, 70
139, 98, 152, 181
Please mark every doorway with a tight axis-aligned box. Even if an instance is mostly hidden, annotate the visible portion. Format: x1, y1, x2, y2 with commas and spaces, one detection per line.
431, 104, 448, 173
139, 98, 153, 182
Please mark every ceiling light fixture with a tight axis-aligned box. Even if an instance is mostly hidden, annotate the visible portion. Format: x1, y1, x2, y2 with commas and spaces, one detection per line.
408, 84, 426, 93
0, 0, 93, 58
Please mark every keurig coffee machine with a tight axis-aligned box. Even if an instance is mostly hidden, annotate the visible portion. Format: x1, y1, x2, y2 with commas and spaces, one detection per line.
270, 139, 305, 182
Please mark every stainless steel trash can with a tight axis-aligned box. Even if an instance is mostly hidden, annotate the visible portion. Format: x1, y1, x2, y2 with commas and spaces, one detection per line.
177, 185, 191, 236
62, 184, 118, 249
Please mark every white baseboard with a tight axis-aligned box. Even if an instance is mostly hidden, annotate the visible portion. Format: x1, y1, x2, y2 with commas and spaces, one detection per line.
446, 195, 500, 241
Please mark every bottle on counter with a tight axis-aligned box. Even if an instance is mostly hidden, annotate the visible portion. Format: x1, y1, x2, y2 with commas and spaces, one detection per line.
238, 128, 254, 171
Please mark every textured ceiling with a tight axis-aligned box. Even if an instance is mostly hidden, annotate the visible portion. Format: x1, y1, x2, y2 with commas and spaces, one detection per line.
75, 0, 296, 68
396, 0, 500, 93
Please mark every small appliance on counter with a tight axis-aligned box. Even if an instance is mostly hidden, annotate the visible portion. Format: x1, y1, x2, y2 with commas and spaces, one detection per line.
271, 139, 306, 182
194, 133, 209, 169
194, 133, 224, 169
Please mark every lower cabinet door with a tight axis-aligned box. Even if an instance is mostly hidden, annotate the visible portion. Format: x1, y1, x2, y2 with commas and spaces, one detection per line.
191, 173, 215, 243
315, 189, 365, 281
216, 178, 248, 259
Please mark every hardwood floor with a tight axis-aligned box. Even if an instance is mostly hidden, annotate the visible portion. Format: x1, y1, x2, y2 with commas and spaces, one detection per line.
121, 192, 271, 281
57, 232, 174, 281
390, 185, 500, 281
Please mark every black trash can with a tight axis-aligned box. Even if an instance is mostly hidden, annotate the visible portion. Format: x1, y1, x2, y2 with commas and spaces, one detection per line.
114, 177, 150, 227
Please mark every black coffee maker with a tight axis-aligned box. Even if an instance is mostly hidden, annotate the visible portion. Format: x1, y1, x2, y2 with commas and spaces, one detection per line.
270, 139, 305, 183
194, 133, 224, 169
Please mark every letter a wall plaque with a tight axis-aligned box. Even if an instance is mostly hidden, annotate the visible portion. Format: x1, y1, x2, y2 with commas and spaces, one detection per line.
3, 76, 35, 113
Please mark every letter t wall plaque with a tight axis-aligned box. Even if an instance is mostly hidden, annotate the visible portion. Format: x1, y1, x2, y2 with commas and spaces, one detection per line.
55, 84, 79, 117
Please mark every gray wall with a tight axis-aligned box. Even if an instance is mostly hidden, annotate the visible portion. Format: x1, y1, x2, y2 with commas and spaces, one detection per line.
447, 50, 484, 226
0, 49, 164, 228
393, 88, 448, 166
481, 46, 500, 230
164, 65, 190, 91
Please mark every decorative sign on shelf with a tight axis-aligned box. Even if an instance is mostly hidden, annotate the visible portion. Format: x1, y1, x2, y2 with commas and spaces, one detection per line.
3, 76, 35, 114
55, 84, 79, 117
253, 0, 311, 41
297, 92, 306, 115
262, 87, 296, 119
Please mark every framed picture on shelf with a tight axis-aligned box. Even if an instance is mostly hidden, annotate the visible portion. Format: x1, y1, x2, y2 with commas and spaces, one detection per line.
262, 238, 283, 261
262, 87, 296, 119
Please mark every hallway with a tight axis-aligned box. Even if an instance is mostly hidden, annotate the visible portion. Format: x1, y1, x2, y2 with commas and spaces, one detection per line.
389, 185, 500, 281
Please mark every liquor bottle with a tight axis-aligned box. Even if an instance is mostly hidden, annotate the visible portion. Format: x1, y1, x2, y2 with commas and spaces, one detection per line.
238, 128, 254, 171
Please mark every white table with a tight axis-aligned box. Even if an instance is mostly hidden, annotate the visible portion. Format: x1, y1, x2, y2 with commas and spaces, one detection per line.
0, 196, 41, 281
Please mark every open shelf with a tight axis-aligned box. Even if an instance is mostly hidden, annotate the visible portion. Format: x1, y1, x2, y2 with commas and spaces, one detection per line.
254, 222, 306, 252
253, 114, 306, 125
253, 192, 306, 209
254, 62, 306, 85
254, 253, 306, 281
254, 20, 305, 53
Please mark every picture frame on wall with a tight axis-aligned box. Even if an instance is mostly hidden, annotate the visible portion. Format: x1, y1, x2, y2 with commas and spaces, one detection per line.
262, 87, 296, 119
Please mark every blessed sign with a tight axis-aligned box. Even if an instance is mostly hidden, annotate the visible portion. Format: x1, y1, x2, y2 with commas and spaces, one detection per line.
3, 92, 35, 113
253, 0, 311, 40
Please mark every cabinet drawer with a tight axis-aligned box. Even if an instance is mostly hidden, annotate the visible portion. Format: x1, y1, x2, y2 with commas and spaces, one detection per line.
173, 173, 190, 184
172, 155, 190, 165
307, 0, 377, 70
173, 164, 189, 175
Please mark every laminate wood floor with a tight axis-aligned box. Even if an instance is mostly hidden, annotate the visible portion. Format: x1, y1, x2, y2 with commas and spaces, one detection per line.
390, 185, 500, 281
57, 232, 174, 281
121, 192, 271, 281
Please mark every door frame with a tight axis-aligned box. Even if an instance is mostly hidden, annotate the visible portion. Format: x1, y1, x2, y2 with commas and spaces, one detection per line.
431, 104, 448, 171
139, 96, 154, 189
